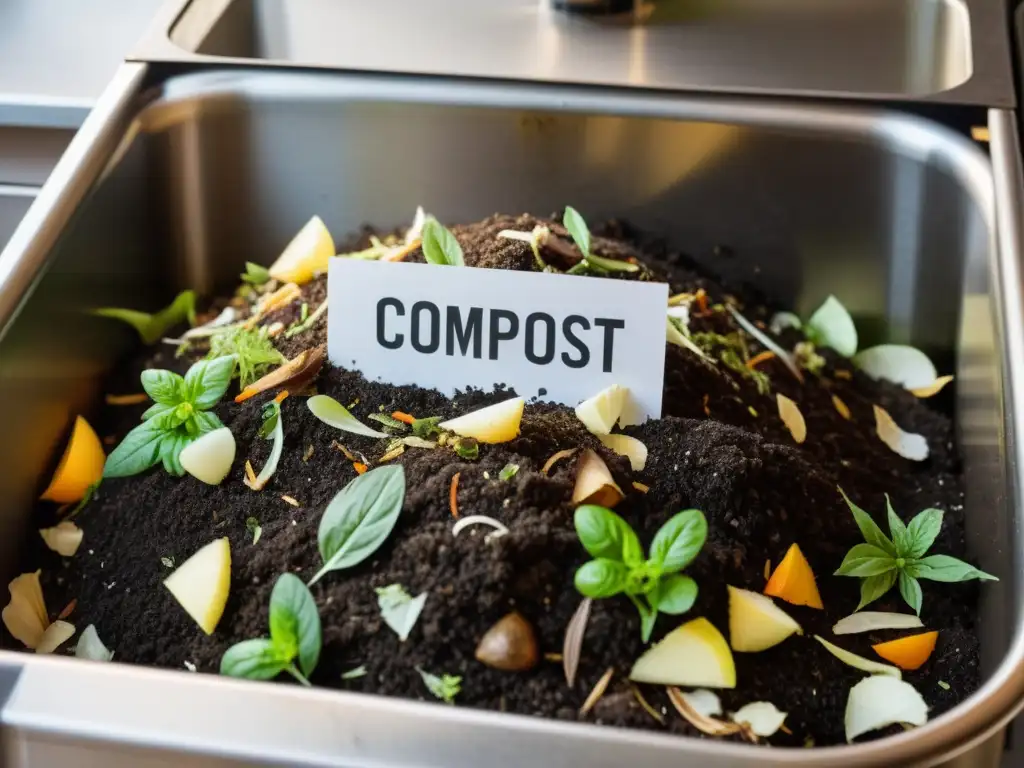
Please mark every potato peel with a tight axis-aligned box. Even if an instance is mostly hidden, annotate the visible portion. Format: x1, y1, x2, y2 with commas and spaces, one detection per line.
2, 571, 48, 649
776, 394, 807, 444
873, 405, 929, 461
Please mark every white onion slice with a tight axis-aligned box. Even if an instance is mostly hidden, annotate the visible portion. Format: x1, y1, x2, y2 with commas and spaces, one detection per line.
180, 427, 236, 486
730, 701, 788, 737
814, 635, 901, 678
845, 675, 928, 743
452, 515, 510, 542
853, 345, 937, 390
873, 405, 929, 461
832, 611, 924, 635
75, 624, 114, 661
680, 688, 723, 717
776, 394, 807, 444
245, 411, 284, 491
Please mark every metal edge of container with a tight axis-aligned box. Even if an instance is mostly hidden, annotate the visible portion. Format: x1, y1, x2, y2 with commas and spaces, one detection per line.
0, 63, 1023, 766
123, 0, 1017, 108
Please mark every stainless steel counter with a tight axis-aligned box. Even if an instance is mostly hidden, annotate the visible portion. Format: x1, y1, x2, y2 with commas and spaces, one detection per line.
0, 0, 165, 128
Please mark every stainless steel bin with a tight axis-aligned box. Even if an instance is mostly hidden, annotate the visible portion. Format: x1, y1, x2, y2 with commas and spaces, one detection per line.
0, 64, 1022, 767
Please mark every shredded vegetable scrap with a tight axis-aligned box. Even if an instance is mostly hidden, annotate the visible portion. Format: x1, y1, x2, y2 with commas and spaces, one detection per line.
391, 411, 416, 425
332, 441, 357, 461
449, 473, 461, 518
451, 515, 510, 542
632, 481, 650, 494
281, 495, 300, 507
563, 597, 592, 687
105, 393, 149, 406
580, 667, 615, 716
631, 684, 666, 725
541, 448, 577, 476
353, 462, 368, 475
832, 395, 852, 420
747, 351, 776, 370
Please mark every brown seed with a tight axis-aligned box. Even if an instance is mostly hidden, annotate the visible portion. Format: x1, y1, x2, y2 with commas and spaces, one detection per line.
475, 612, 539, 671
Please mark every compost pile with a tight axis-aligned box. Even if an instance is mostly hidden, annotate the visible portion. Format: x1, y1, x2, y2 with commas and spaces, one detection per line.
17, 210, 983, 748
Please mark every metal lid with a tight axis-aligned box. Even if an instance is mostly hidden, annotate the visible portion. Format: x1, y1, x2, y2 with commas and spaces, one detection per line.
135, 0, 1013, 109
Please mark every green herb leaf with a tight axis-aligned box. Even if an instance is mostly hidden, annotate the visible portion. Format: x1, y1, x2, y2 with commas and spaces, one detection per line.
417, 667, 461, 704
563, 206, 591, 258
102, 420, 166, 478
906, 554, 998, 583
648, 509, 707, 573
246, 517, 262, 545
453, 438, 479, 460
898, 571, 923, 615
838, 487, 897, 557
367, 413, 408, 432
630, 596, 658, 643
498, 463, 519, 481
159, 431, 190, 476
421, 218, 465, 267
653, 574, 697, 615
585, 252, 640, 273
856, 570, 897, 610
412, 416, 443, 438
574, 558, 629, 598
307, 395, 389, 439
574, 505, 643, 566
207, 326, 285, 388
375, 584, 427, 642
184, 356, 237, 409
903, 507, 943, 559
140, 370, 185, 406
834, 544, 897, 577
309, 465, 406, 585
220, 638, 288, 681
259, 401, 281, 439
341, 665, 368, 680
241, 262, 271, 285
805, 295, 858, 358
886, 495, 909, 554
193, 410, 224, 434
268, 573, 321, 677
93, 290, 197, 345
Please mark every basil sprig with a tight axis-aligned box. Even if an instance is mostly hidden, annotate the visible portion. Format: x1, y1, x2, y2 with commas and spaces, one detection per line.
103, 356, 235, 478
573, 505, 707, 642
308, 465, 406, 586
834, 487, 998, 614
92, 290, 197, 345
221, 573, 322, 685
562, 206, 639, 274
421, 218, 465, 267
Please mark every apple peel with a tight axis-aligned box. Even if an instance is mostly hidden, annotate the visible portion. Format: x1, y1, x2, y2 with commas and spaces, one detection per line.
873, 405, 929, 461
832, 611, 924, 635
776, 394, 807, 444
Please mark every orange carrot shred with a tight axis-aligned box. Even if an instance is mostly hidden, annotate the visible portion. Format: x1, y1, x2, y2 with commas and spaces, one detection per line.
695, 288, 709, 315
58, 599, 77, 620
353, 462, 368, 475
747, 350, 776, 369
235, 388, 258, 403
450, 472, 461, 518
392, 411, 416, 425
244, 460, 258, 486
702, 394, 711, 417
274, 390, 289, 404
872, 631, 938, 671
105, 393, 149, 406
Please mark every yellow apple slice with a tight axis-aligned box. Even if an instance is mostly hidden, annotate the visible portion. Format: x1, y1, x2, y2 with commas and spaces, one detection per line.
439, 397, 524, 444
179, 428, 236, 486
575, 385, 627, 435
728, 586, 802, 652
267, 215, 336, 285
164, 538, 231, 635
597, 433, 647, 471
630, 617, 736, 689
41, 416, 105, 504
572, 449, 624, 508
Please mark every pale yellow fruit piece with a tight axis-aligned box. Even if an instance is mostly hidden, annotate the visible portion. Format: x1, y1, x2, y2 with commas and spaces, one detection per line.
268, 215, 336, 285
575, 384, 627, 435
2, 571, 48, 649
179, 428, 236, 486
597, 433, 647, 471
36, 620, 75, 655
630, 617, 736, 688
728, 585, 802, 652
39, 521, 84, 557
439, 397, 525, 444
572, 449, 624, 508
164, 538, 231, 635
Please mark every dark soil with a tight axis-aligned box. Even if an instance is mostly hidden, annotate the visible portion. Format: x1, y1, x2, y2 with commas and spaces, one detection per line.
22, 213, 977, 748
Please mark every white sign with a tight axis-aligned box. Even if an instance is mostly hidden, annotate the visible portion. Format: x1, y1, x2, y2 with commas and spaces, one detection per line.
328, 260, 668, 422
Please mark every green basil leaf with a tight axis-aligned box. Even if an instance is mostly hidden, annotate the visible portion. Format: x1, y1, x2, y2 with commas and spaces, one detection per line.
269, 573, 321, 677
653, 574, 697, 615
562, 206, 591, 258
193, 410, 224, 435
648, 509, 707, 573
184, 356, 236, 409
903, 507, 943, 559
140, 370, 185, 406
834, 543, 897, 577
838, 487, 897, 557
886, 495, 909, 554
141, 403, 176, 421
417, 667, 461, 704
103, 420, 167, 478
628, 595, 659, 643
421, 218, 465, 267
260, 402, 281, 439
898, 571, 923, 615
220, 638, 288, 680
241, 262, 271, 285
574, 558, 628, 598
375, 583, 427, 642
907, 554, 998, 583
856, 569, 897, 610
307, 395, 389, 438
574, 505, 643, 566
93, 290, 197, 345
805, 295, 857, 358
309, 465, 406, 585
